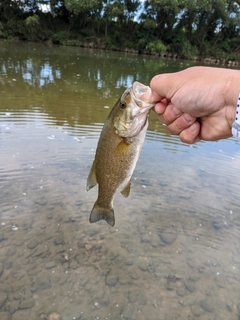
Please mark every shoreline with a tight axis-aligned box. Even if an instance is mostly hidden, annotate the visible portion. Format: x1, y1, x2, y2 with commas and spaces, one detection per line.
1, 37, 239, 68
59, 40, 240, 68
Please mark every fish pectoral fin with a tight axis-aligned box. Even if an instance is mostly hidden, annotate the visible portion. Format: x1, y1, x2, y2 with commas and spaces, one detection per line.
86, 160, 98, 191
89, 203, 115, 227
120, 180, 131, 198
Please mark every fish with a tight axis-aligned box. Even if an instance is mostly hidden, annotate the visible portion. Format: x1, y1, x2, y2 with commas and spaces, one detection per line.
86, 81, 155, 227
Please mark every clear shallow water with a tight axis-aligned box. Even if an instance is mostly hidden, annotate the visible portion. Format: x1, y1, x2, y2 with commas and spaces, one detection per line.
1, 41, 240, 320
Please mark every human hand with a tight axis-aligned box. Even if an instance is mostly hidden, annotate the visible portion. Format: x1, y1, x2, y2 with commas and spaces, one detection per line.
145, 66, 240, 143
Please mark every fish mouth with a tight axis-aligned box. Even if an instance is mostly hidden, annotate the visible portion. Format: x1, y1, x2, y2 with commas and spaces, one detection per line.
132, 82, 156, 112
114, 82, 156, 138
130, 81, 155, 134
133, 81, 150, 97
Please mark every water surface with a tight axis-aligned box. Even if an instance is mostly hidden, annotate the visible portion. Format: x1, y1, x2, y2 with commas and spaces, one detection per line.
1, 41, 240, 320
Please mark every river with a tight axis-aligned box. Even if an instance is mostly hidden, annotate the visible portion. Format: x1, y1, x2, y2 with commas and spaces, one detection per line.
1, 40, 240, 320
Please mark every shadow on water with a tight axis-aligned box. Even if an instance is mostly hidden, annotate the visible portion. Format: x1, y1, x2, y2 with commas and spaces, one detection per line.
1, 40, 240, 320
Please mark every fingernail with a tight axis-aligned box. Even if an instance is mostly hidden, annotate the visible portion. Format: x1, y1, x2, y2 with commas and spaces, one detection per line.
189, 122, 197, 132
183, 113, 193, 123
172, 106, 181, 117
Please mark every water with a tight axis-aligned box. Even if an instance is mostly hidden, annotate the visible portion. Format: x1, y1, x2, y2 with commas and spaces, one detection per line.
1, 40, 240, 320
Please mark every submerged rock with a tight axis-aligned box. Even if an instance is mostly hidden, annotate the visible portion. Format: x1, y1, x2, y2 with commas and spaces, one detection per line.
184, 279, 196, 292
0, 263, 4, 277
176, 286, 186, 297
48, 312, 61, 320
105, 270, 118, 286
19, 298, 35, 309
200, 298, 214, 312
7, 300, 19, 314
191, 304, 204, 317
35, 277, 52, 291
27, 238, 39, 249
45, 261, 57, 269
0, 292, 7, 308
159, 228, 177, 244
0, 312, 11, 320
54, 232, 64, 245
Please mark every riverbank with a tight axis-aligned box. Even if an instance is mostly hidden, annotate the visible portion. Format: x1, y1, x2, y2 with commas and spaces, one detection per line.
54, 38, 240, 68
1, 36, 239, 68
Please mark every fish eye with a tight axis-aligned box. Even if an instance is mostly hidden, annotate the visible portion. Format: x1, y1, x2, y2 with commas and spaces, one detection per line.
120, 101, 126, 109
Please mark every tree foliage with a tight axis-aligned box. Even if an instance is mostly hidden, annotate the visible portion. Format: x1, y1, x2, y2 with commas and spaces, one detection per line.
64, 0, 100, 15
0, 0, 240, 60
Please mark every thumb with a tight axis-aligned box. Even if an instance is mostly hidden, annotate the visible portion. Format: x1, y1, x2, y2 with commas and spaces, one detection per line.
150, 73, 179, 100
140, 86, 162, 103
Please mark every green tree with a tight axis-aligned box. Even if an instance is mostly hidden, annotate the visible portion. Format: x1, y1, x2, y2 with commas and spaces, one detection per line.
64, 0, 100, 15
0, 0, 239, 59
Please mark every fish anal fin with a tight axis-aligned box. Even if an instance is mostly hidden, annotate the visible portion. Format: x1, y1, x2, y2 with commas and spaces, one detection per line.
86, 160, 97, 191
120, 180, 131, 198
89, 203, 115, 227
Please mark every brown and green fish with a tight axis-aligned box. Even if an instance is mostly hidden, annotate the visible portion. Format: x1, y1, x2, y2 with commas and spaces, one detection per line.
86, 82, 155, 227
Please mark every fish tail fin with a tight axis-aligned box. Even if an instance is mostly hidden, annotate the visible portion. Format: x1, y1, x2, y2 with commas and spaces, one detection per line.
89, 203, 115, 227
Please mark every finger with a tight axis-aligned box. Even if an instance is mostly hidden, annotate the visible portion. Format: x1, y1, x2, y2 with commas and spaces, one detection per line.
150, 73, 179, 99
179, 121, 201, 144
166, 113, 196, 135
158, 103, 182, 125
141, 88, 162, 103
152, 99, 169, 114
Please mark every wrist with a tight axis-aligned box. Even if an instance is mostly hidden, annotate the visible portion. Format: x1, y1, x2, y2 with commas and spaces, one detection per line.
225, 71, 240, 128
231, 94, 240, 139
226, 103, 238, 128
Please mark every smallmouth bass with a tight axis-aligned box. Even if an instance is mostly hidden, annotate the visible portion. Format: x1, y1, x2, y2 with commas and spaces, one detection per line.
86, 82, 155, 226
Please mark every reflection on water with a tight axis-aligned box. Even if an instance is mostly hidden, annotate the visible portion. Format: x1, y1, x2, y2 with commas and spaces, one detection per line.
1, 41, 240, 320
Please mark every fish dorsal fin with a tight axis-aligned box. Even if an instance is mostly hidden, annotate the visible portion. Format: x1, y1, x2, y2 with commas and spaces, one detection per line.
120, 179, 131, 198
86, 160, 98, 191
